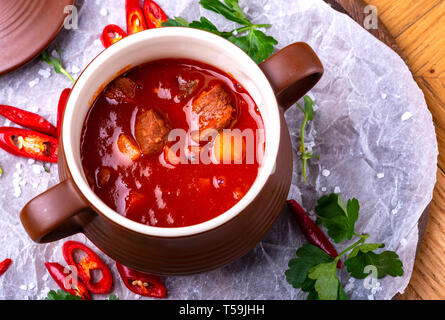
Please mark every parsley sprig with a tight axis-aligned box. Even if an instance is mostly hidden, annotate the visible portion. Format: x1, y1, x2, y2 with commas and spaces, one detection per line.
41, 50, 76, 84
44, 290, 119, 300
162, 0, 278, 63
45, 290, 82, 300
297, 96, 319, 183
285, 193, 404, 300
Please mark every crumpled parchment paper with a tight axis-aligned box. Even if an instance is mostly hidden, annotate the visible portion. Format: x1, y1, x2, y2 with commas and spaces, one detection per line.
0, 0, 438, 300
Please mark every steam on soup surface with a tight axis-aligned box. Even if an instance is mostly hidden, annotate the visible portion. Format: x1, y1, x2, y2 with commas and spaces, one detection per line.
80, 59, 265, 227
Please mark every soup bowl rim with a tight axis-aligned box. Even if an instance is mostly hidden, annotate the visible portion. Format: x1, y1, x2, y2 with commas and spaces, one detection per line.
62, 27, 281, 238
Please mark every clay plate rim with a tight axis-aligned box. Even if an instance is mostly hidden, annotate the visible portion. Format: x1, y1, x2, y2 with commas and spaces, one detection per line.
0, 0, 75, 76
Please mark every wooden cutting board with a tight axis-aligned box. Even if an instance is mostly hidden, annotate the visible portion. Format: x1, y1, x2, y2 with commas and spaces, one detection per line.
323, 0, 431, 298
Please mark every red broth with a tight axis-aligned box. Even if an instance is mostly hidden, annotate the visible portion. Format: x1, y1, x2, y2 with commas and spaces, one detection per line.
80, 59, 264, 227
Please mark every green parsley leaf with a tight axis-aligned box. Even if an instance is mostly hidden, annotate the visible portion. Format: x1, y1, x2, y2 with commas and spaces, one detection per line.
108, 294, 119, 300
303, 95, 314, 121
337, 283, 349, 300
314, 193, 359, 243
162, 0, 277, 64
308, 262, 340, 300
45, 290, 81, 300
345, 248, 404, 279
199, 0, 250, 25
229, 29, 278, 64
285, 244, 333, 289
41, 50, 76, 84
0, 164, 3, 176
163, 17, 191, 27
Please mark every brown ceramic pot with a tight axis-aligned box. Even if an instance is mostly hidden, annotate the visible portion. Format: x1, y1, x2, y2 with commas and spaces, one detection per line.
20, 28, 323, 275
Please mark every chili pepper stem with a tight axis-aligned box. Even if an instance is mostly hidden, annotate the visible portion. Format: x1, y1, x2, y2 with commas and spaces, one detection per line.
333, 233, 370, 264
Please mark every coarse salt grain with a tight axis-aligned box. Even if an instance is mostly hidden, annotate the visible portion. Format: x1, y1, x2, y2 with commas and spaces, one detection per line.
71, 66, 81, 74
14, 186, 21, 197
344, 283, 354, 292
38, 69, 51, 78
376, 173, 384, 179
42, 274, 49, 281
28, 159, 35, 165
321, 187, 327, 192
51, 49, 58, 57
3, 119, 11, 126
401, 112, 413, 121
100, 8, 108, 16
313, 104, 319, 111
29, 106, 39, 113
28, 283, 35, 290
400, 238, 407, 246
381, 93, 387, 99
321, 169, 330, 177
264, 4, 271, 11
367, 294, 374, 300
28, 78, 40, 88
19, 284, 27, 291
391, 208, 398, 215
334, 186, 341, 193
32, 164, 42, 174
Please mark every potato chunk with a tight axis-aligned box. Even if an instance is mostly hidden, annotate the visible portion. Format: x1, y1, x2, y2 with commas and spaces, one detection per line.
117, 134, 141, 161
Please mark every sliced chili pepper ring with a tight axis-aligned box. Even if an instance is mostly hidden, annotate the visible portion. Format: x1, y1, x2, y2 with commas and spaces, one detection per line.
62, 241, 113, 294
101, 24, 128, 48
143, 0, 168, 28
126, 0, 148, 34
116, 262, 166, 298
44, 262, 91, 300
0, 127, 58, 163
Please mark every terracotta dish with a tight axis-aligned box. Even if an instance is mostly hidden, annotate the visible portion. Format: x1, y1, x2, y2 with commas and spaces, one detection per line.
20, 28, 323, 275
0, 0, 75, 76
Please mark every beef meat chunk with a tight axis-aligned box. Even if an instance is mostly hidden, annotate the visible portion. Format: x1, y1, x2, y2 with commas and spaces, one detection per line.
134, 109, 170, 156
104, 77, 138, 103
191, 84, 236, 142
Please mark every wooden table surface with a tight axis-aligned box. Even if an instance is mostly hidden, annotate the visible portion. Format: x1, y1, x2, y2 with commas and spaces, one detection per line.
360, 0, 445, 299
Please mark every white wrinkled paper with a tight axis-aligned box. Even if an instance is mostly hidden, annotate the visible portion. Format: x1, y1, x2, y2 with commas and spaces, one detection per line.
0, 0, 437, 300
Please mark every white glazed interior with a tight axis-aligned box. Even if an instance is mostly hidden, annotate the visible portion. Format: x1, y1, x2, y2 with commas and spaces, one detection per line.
63, 28, 281, 237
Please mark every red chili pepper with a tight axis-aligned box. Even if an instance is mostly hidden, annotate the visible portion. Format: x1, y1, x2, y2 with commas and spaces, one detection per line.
0, 127, 58, 163
116, 262, 166, 298
0, 105, 57, 137
0, 258, 12, 276
287, 200, 342, 268
62, 241, 113, 294
100, 24, 128, 48
44, 262, 91, 300
143, 0, 168, 28
57, 88, 71, 139
126, 0, 148, 34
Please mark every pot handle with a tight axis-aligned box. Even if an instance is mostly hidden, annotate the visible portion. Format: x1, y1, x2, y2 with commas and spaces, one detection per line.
20, 178, 88, 243
259, 42, 324, 111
